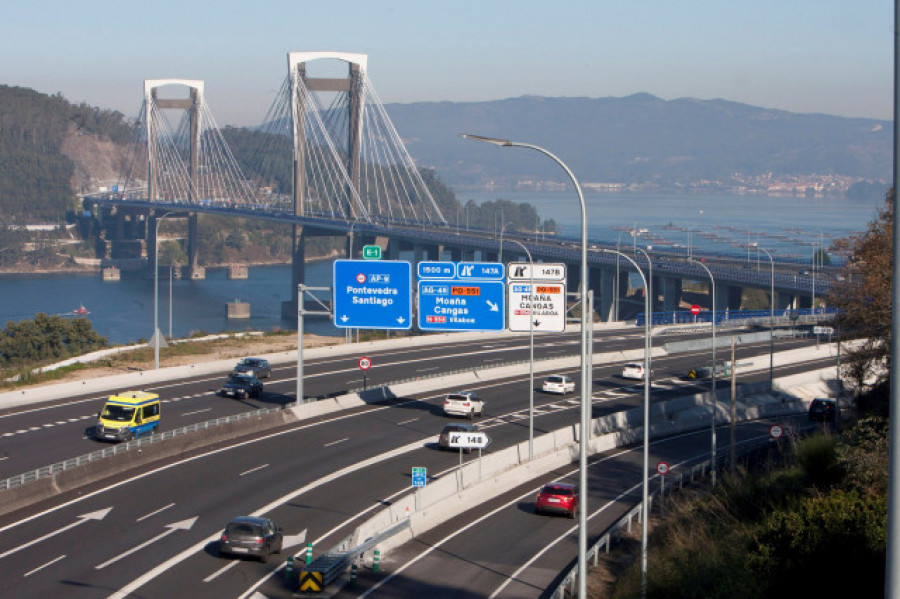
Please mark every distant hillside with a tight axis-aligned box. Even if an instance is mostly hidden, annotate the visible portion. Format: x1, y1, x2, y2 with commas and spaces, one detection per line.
384, 94, 892, 192
0, 85, 133, 223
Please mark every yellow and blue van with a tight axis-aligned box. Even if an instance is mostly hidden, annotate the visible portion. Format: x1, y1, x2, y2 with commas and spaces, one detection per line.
95, 390, 161, 442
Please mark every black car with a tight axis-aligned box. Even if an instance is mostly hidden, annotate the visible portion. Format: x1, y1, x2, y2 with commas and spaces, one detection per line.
808, 398, 839, 422
218, 516, 283, 562
233, 357, 271, 379
219, 374, 263, 399
438, 422, 478, 453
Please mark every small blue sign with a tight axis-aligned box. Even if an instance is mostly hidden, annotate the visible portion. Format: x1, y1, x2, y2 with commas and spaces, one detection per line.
418, 261, 455, 279
333, 260, 412, 329
412, 466, 427, 488
418, 279, 505, 331
457, 262, 505, 280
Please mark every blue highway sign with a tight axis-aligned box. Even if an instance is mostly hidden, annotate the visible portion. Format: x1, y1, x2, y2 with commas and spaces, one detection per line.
412, 466, 427, 488
418, 278, 505, 331
418, 261, 456, 279
333, 260, 412, 329
457, 262, 504, 280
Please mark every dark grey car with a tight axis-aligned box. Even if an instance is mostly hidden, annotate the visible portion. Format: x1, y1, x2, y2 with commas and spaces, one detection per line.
219, 516, 283, 563
219, 374, 263, 399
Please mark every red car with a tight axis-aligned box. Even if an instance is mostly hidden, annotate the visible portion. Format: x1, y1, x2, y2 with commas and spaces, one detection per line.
535, 482, 579, 518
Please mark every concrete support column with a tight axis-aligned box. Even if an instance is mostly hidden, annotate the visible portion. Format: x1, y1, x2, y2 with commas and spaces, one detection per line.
187, 213, 204, 279
592, 266, 615, 322
346, 232, 356, 259
775, 291, 794, 311
448, 247, 463, 262
484, 251, 499, 262
386, 240, 398, 260
280, 224, 306, 319
658, 276, 683, 312
460, 249, 476, 261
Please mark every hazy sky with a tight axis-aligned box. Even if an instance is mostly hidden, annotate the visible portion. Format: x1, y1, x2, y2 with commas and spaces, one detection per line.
2, 1, 893, 126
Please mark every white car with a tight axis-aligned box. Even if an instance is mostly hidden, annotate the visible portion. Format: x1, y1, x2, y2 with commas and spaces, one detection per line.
542, 374, 575, 394
621, 362, 649, 380
443, 391, 485, 419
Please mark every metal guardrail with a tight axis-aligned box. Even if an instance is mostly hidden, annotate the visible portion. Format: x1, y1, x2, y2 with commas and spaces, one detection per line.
0, 405, 284, 491
302, 519, 410, 588
546, 421, 812, 599
548, 460, 713, 599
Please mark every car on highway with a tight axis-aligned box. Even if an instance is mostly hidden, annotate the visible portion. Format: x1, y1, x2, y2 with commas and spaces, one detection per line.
443, 391, 485, 419
535, 481, 579, 518
233, 357, 271, 378
218, 516, 283, 563
686, 362, 731, 380
621, 362, 650, 380
808, 397, 840, 423
438, 422, 478, 453
219, 373, 263, 399
542, 374, 575, 394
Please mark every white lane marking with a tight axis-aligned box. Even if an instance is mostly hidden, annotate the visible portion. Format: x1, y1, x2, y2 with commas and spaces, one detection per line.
24, 554, 66, 577
203, 559, 240, 583
417, 367, 439, 372
96, 517, 197, 570
182, 408, 212, 417
136, 503, 175, 523
239, 464, 270, 477
324, 438, 348, 448
397, 417, 419, 426
0, 456, 8, 460
108, 437, 430, 599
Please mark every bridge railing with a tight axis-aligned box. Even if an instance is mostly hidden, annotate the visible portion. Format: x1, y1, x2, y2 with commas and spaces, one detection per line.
634, 307, 837, 327
0, 405, 284, 491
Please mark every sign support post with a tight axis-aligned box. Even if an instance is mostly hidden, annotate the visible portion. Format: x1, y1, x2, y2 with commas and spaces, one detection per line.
296, 285, 332, 404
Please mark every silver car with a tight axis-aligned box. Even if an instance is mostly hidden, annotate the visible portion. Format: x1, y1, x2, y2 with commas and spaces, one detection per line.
233, 357, 271, 379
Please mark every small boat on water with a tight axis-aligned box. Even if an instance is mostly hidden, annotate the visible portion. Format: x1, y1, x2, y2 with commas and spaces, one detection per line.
72, 305, 90, 316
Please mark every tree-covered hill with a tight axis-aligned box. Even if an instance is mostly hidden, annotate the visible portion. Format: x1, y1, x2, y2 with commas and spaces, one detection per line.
0, 85, 133, 224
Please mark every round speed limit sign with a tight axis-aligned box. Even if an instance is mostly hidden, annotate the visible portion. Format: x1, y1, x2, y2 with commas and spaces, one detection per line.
358, 356, 372, 371
769, 424, 784, 440
656, 461, 670, 476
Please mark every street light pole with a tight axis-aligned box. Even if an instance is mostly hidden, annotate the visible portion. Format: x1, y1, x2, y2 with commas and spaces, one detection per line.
690, 257, 718, 486
153, 211, 174, 370
461, 133, 590, 599
503, 238, 535, 460
635, 246, 653, 325
603, 248, 651, 597
755, 245, 776, 390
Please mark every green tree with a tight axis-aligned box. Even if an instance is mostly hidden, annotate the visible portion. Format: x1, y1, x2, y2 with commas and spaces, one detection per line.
0, 313, 108, 368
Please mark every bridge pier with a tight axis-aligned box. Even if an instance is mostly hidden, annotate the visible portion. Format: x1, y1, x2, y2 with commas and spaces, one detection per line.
187, 213, 204, 279
280, 225, 307, 320
657, 275, 683, 312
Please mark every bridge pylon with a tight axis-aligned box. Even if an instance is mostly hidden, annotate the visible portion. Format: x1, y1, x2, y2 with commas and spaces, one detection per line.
143, 79, 205, 279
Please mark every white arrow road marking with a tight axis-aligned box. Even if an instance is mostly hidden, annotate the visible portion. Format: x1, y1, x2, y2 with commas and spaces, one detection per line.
0, 508, 112, 560
95, 517, 198, 570
281, 529, 307, 550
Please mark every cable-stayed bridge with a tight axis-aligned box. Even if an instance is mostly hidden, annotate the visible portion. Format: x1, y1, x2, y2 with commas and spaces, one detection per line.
83, 51, 833, 323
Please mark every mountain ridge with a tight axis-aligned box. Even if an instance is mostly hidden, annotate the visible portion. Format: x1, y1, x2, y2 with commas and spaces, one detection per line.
383, 93, 891, 193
